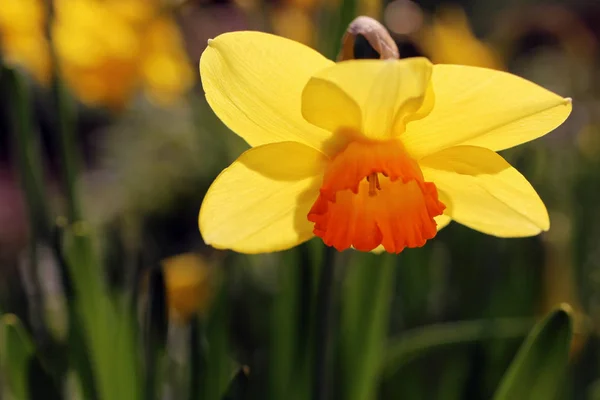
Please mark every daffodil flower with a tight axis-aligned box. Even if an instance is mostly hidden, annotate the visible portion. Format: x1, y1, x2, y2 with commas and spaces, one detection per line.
162, 253, 213, 322
0, 0, 50, 83
198, 31, 571, 254
53, 0, 192, 109
417, 5, 504, 70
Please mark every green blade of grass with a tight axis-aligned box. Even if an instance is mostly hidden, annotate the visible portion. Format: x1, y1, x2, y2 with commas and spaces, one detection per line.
2, 67, 50, 239
195, 278, 232, 400
2, 65, 68, 400
0, 314, 35, 400
382, 317, 533, 379
61, 228, 142, 400
143, 267, 168, 400
492, 305, 573, 400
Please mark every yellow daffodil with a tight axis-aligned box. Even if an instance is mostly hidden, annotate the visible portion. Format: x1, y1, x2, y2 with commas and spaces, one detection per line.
162, 253, 213, 322
140, 17, 194, 106
270, 7, 315, 47
418, 6, 503, 70
198, 32, 571, 254
53, 0, 192, 109
0, 0, 50, 83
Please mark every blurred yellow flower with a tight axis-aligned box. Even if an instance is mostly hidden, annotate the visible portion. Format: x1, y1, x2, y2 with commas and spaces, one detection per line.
162, 253, 213, 322
0, 0, 50, 82
266, 0, 379, 47
140, 17, 194, 106
198, 32, 571, 254
53, 0, 193, 109
357, 0, 382, 20
270, 7, 315, 47
418, 6, 503, 70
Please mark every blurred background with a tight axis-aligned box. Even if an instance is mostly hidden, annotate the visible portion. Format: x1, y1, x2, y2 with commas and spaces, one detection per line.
0, 0, 599, 399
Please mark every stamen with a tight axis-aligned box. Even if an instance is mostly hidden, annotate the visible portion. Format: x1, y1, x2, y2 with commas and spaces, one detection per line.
367, 173, 381, 196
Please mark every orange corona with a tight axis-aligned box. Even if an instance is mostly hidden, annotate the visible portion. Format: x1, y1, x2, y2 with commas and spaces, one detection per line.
308, 139, 446, 253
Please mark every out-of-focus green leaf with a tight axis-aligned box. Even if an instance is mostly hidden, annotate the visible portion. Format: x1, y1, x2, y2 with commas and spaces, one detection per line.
222, 366, 250, 400
0, 314, 34, 400
318, 0, 358, 59
270, 248, 308, 400
3, 64, 70, 400
313, 245, 336, 400
340, 252, 396, 400
2, 67, 50, 239
143, 267, 168, 400
492, 305, 573, 400
436, 355, 470, 400
188, 316, 203, 400
61, 227, 142, 400
587, 379, 600, 400
194, 278, 233, 400
28, 356, 62, 400
382, 317, 532, 379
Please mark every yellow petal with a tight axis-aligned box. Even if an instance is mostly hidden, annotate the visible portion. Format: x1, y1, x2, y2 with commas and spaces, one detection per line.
302, 58, 433, 139
199, 142, 327, 253
403, 65, 572, 158
421, 146, 549, 237
200, 31, 337, 151
301, 77, 362, 135
435, 213, 452, 230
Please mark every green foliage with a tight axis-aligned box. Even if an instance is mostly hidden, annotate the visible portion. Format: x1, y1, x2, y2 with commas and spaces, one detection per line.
0, 314, 34, 400
493, 306, 573, 400
340, 252, 395, 400
383, 317, 532, 377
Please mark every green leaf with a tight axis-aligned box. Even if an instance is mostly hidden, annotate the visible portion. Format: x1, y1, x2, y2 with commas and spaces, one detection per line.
0, 314, 35, 400
143, 267, 168, 400
269, 248, 306, 400
193, 278, 233, 400
222, 366, 250, 400
382, 317, 532, 379
2, 67, 50, 239
492, 305, 573, 400
61, 227, 142, 400
27, 356, 62, 400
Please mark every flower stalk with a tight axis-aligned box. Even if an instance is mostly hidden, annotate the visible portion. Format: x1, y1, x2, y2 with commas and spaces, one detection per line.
45, 0, 80, 223
313, 245, 337, 400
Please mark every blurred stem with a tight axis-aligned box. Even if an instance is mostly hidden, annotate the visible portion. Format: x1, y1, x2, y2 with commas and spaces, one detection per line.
5, 68, 51, 238
143, 268, 168, 400
189, 317, 202, 400
318, 0, 357, 59
202, 282, 231, 400
341, 253, 396, 400
53, 79, 80, 222
1, 68, 46, 392
313, 246, 336, 400
298, 244, 313, 346
45, 0, 81, 222
336, 0, 358, 52
4, 68, 49, 331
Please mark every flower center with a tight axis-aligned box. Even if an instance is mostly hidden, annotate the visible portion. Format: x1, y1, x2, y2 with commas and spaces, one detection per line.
367, 172, 382, 196
308, 139, 445, 253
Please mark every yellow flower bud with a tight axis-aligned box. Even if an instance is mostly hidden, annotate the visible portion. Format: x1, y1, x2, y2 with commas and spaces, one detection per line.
161, 253, 213, 323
